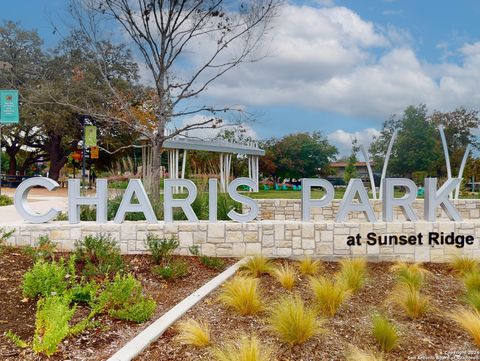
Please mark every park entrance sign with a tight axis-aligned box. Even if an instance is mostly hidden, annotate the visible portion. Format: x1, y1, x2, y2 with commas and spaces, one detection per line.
13, 176, 463, 224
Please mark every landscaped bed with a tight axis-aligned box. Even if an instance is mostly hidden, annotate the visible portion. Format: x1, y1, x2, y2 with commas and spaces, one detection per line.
138, 257, 479, 361
0, 234, 234, 360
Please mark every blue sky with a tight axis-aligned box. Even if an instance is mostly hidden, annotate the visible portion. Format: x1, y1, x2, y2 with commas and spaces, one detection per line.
3, 0, 480, 156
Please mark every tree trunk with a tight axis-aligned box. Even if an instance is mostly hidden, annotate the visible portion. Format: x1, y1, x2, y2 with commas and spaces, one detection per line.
46, 134, 67, 182
150, 137, 164, 200
7, 153, 16, 175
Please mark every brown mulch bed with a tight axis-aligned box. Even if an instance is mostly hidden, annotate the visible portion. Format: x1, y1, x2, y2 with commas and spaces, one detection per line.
138, 260, 476, 361
0, 248, 234, 361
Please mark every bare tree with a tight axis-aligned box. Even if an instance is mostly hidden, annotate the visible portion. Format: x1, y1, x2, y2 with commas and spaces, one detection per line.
63, 0, 278, 197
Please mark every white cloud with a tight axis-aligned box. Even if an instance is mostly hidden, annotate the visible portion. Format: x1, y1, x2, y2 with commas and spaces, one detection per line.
328, 128, 381, 158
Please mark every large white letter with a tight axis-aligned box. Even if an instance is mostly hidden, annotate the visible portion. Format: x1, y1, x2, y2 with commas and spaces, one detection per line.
209, 178, 218, 222
14, 177, 61, 223
227, 178, 258, 222
68, 179, 107, 224
164, 179, 198, 222
336, 179, 376, 223
382, 178, 418, 222
424, 178, 462, 221
301, 178, 334, 221
114, 179, 157, 223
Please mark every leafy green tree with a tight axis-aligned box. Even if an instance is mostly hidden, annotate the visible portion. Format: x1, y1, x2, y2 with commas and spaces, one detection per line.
344, 138, 359, 183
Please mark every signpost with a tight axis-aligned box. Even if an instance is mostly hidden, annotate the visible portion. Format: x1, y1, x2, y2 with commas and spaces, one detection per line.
0, 89, 19, 195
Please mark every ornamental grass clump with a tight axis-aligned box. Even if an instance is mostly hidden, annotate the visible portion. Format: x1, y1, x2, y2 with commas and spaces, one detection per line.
175, 319, 211, 347
218, 275, 263, 315
345, 347, 385, 361
465, 289, 480, 312
272, 263, 297, 290
212, 334, 273, 361
297, 257, 322, 276
389, 285, 430, 319
463, 270, 480, 293
337, 258, 367, 293
267, 294, 324, 345
371, 314, 399, 352
450, 308, 480, 347
390, 262, 430, 290
240, 255, 274, 277
309, 276, 351, 317
451, 255, 478, 276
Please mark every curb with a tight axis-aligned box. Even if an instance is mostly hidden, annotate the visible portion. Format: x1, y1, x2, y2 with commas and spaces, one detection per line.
106, 257, 248, 361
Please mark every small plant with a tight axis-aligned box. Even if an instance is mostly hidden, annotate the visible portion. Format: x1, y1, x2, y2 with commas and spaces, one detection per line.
371, 314, 398, 352
267, 294, 324, 345
390, 262, 430, 290
74, 233, 124, 278
175, 319, 211, 347
463, 270, 480, 293
345, 347, 384, 361
153, 260, 189, 280
212, 334, 273, 361
0, 227, 15, 254
272, 263, 297, 290
69, 280, 99, 306
96, 273, 156, 323
450, 308, 480, 346
337, 258, 367, 293
309, 276, 351, 317
32, 295, 76, 356
23, 235, 56, 261
389, 285, 430, 319
145, 233, 179, 265
465, 289, 480, 311
200, 255, 226, 270
5, 330, 28, 348
0, 194, 13, 206
240, 255, 274, 277
22, 258, 72, 299
218, 275, 263, 315
451, 255, 478, 276
297, 257, 322, 276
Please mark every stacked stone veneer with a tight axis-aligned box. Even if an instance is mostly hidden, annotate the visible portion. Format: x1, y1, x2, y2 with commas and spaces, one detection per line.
251, 199, 480, 221
5, 219, 480, 262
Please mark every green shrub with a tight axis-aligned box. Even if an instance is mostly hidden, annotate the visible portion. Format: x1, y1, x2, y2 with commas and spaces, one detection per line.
69, 280, 99, 306
217, 193, 241, 220
371, 314, 398, 352
145, 234, 179, 265
74, 234, 124, 278
96, 273, 156, 323
0, 194, 13, 206
22, 258, 73, 299
32, 295, 76, 356
23, 235, 56, 261
5, 330, 28, 348
153, 260, 189, 280
0, 227, 15, 254
200, 255, 225, 270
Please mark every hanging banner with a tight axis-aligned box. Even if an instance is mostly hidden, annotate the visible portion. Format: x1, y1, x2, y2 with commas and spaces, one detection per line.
90, 146, 99, 159
0, 90, 19, 123
85, 125, 97, 146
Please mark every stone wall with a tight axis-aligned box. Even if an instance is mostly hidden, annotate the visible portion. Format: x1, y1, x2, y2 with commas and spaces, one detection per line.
250, 199, 480, 222
5, 220, 480, 262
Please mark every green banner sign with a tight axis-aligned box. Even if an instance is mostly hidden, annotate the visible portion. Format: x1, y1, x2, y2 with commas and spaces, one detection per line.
85, 125, 97, 147
0, 90, 19, 124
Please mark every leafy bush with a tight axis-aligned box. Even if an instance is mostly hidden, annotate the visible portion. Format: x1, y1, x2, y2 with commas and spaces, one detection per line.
96, 273, 156, 323
309, 276, 351, 317
217, 193, 242, 221
389, 285, 430, 319
337, 258, 367, 293
22, 258, 73, 299
218, 276, 263, 315
74, 234, 124, 278
267, 294, 324, 345
371, 314, 398, 352
390, 262, 430, 290
175, 319, 211, 347
23, 235, 56, 261
145, 234, 179, 265
69, 280, 99, 306
153, 260, 189, 280
0, 194, 13, 206
451, 255, 478, 276
189, 245, 225, 270
240, 255, 274, 277
212, 334, 273, 361
0, 227, 15, 254
297, 257, 322, 276
272, 263, 297, 290
450, 308, 480, 347
32, 295, 76, 356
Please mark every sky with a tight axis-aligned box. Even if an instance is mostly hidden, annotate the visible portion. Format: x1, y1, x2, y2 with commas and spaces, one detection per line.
3, 0, 480, 157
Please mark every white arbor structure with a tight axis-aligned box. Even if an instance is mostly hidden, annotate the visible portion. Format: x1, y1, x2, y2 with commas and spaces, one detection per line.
142, 135, 264, 193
